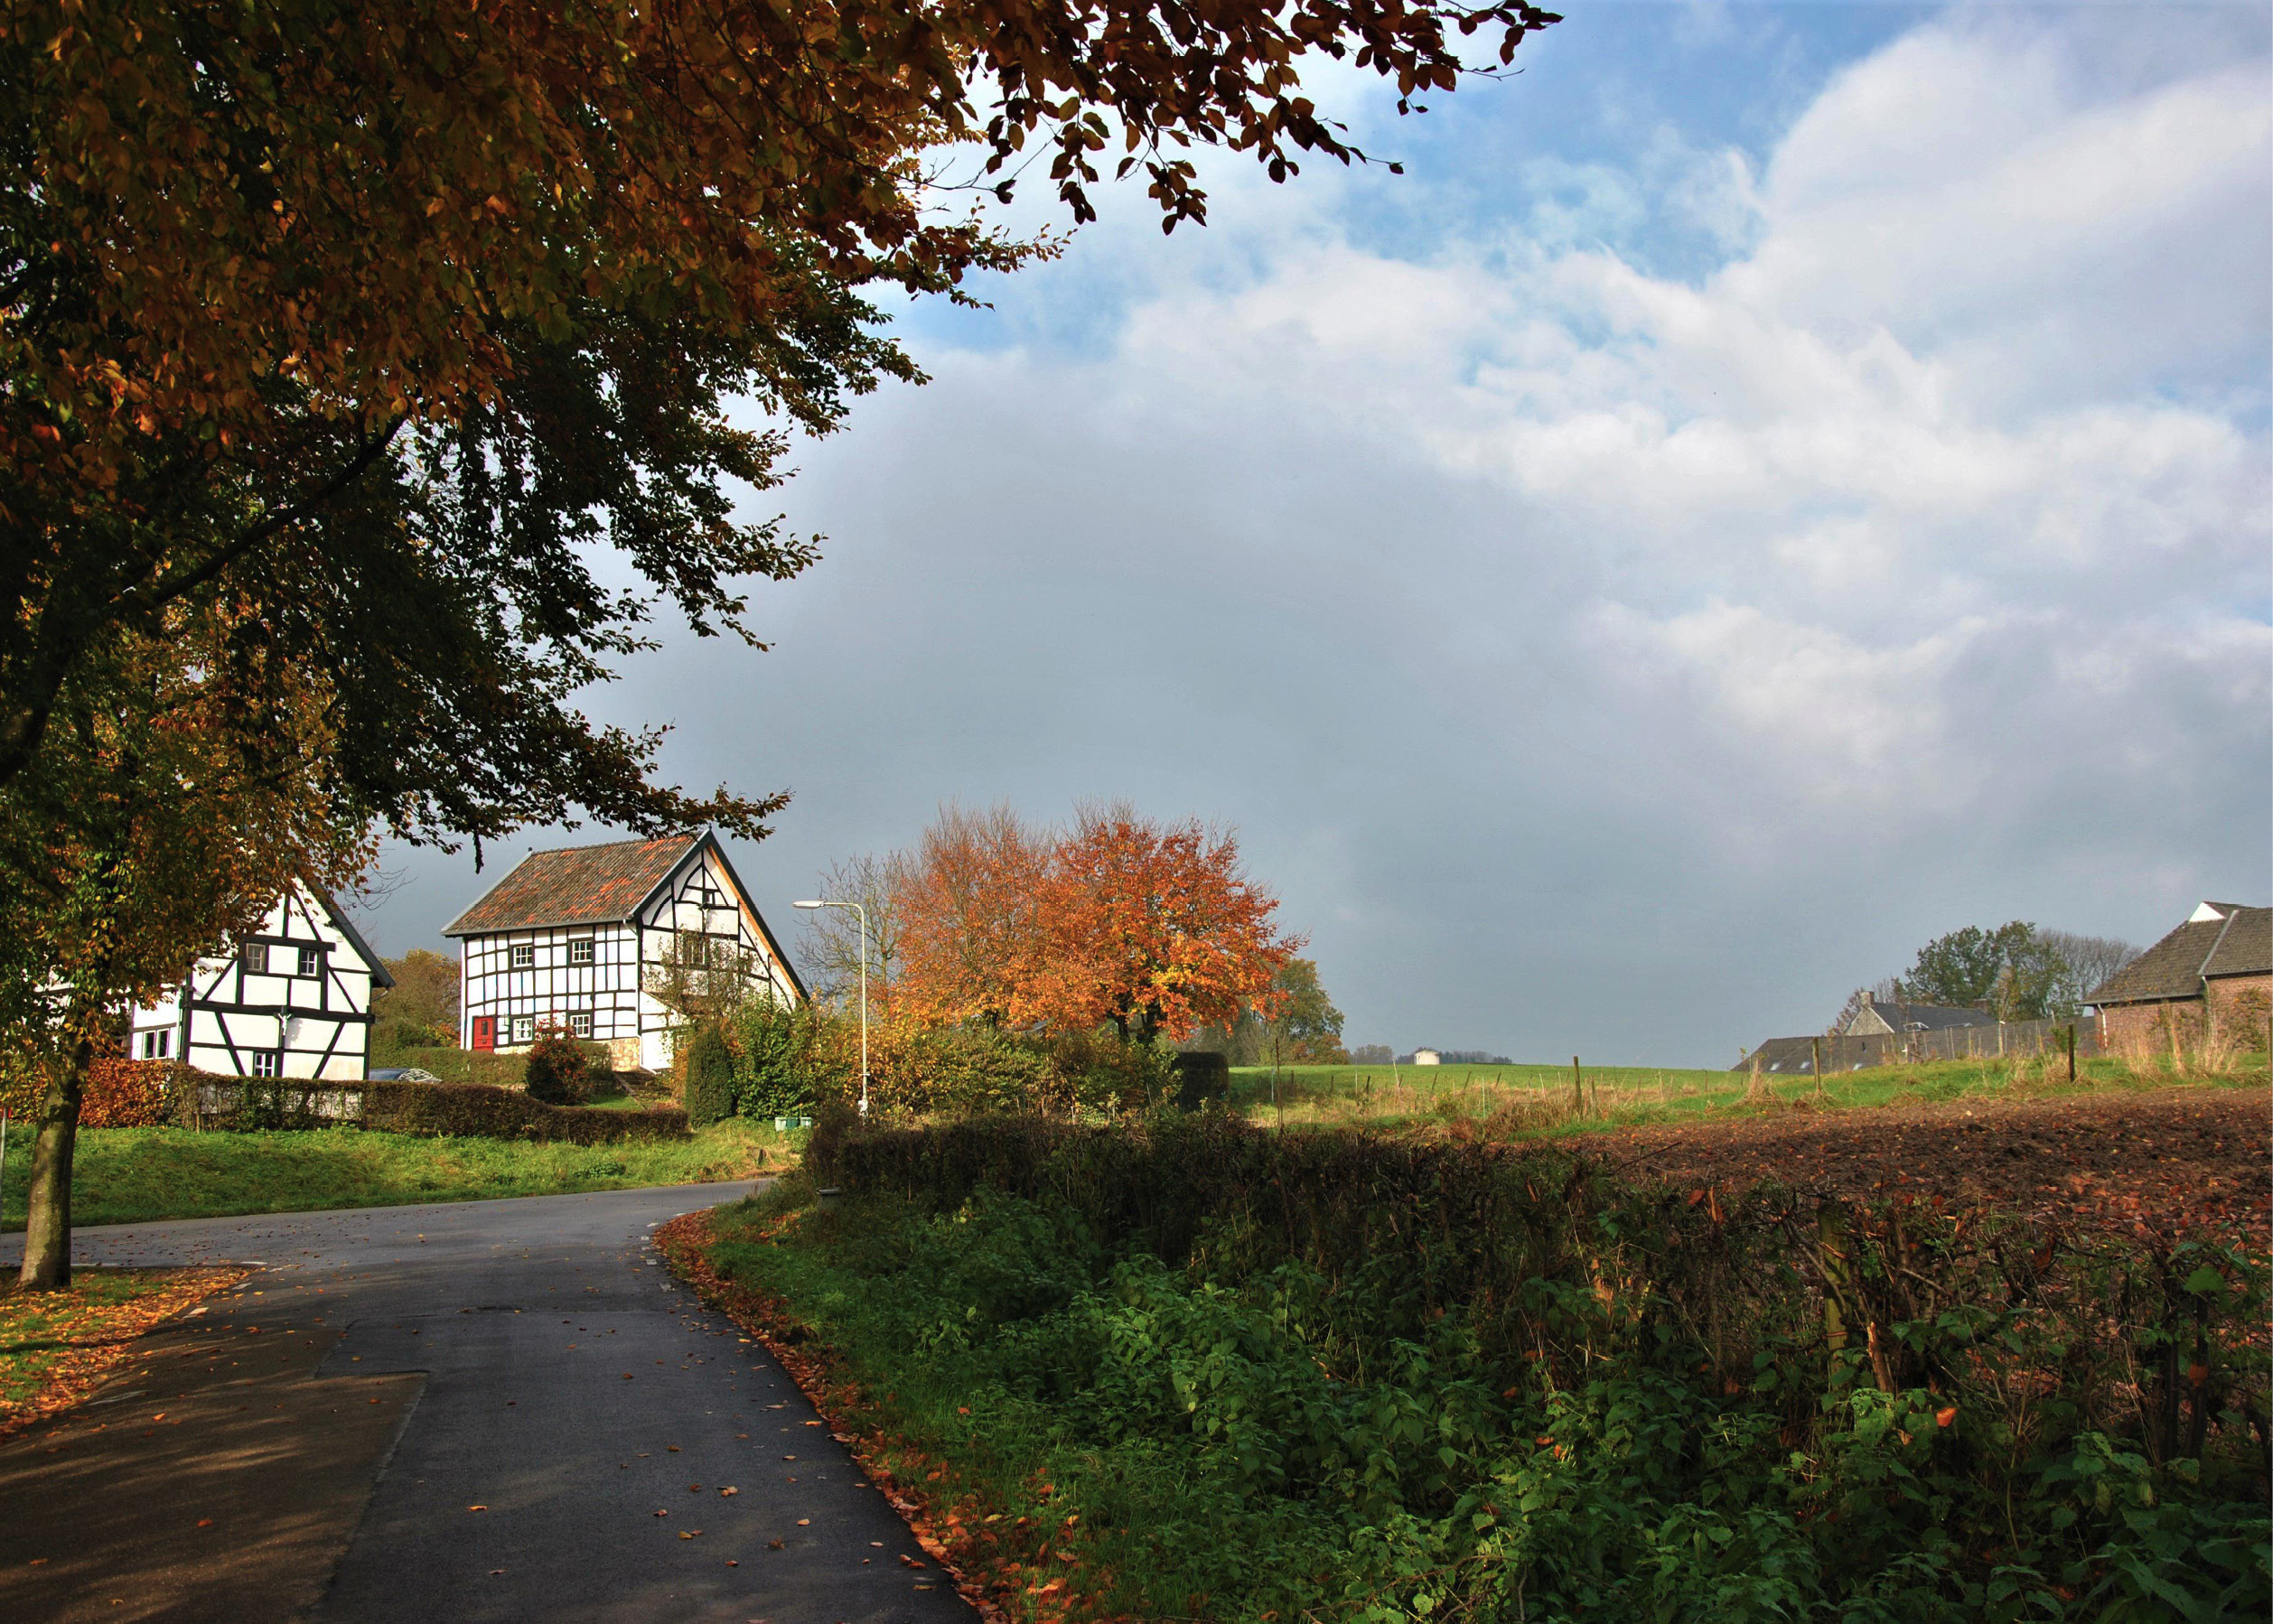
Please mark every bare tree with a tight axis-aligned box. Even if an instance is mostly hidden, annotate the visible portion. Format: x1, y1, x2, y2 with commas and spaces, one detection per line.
644, 929, 757, 1026
2040, 930, 2144, 1002
796, 851, 910, 1012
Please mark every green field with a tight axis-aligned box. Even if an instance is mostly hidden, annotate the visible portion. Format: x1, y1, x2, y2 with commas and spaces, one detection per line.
0, 1120, 792, 1232
1224, 1051, 2263, 1134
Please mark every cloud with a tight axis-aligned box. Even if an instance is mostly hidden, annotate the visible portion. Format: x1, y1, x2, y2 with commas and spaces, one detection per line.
360, 9, 2270, 1065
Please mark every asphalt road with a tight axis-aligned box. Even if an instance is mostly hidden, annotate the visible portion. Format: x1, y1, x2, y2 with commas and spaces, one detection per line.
0, 1187, 975, 1623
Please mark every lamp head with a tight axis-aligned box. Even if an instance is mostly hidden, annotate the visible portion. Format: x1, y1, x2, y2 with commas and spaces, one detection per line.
793, 900, 825, 910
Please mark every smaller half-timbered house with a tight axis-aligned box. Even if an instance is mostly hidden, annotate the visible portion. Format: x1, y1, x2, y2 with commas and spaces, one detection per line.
126, 880, 395, 1079
444, 832, 803, 1072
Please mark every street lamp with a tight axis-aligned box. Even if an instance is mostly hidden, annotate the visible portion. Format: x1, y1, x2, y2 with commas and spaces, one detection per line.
792, 899, 868, 1116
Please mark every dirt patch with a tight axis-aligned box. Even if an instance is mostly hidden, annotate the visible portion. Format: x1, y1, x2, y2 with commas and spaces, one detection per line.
1587, 1086, 2268, 1240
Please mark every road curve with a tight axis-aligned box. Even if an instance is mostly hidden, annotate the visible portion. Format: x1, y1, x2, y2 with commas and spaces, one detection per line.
0, 1186, 974, 1623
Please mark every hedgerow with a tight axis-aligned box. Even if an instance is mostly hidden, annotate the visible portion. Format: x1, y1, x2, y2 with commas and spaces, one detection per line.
697, 1113, 2268, 1622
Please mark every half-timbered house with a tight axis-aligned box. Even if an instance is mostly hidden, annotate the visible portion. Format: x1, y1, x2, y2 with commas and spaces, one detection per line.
126, 880, 395, 1079
444, 832, 803, 1072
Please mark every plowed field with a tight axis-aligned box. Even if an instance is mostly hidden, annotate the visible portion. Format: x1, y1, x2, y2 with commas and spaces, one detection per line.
1592, 1086, 2268, 1239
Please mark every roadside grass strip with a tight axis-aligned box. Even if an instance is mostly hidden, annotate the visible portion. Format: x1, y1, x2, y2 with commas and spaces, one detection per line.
2, 1121, 790, 1232
0, 1266, 248, 1439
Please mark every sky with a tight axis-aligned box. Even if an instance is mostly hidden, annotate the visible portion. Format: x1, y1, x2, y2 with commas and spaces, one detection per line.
354, 1, 2273, 1068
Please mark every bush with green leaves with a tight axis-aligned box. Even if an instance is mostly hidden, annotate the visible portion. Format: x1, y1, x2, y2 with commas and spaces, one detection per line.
722, 1115, 2269, 1623
728, 997, 820, 1118
683, 1022, 734, 1127
520, 1028, 591, 1106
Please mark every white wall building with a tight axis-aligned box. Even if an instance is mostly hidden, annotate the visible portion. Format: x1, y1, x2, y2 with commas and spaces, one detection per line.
444, 832, 803, 1072
126, 879, 395, 1080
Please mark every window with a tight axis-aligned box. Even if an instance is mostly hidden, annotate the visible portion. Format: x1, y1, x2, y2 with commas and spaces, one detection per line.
511, 1013, 536, 1044
298, 946, 320, 976
510, 943, 535, 968
243, 943, 269, 975
141, 1030, 171, 1059
568, 938, 594, 966
251, 1050, 280, 1078
569, 1011, 594, 1038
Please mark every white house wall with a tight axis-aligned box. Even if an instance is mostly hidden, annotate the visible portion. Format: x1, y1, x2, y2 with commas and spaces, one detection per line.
128, 882, 380, 1081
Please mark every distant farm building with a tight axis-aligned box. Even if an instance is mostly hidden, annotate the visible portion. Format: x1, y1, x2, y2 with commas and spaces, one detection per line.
1841, 1000, 1997, 1038
1411, 1049, 1442, 1066
126, 879, 393, 1081
444, 832, 803, 1072
2090, 901, 2270, 1050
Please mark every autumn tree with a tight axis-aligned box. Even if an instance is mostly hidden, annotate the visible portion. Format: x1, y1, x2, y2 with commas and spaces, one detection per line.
893, 806, 1052, 1028
2, 611, 367, 1288
373, 949, 460, 1049
1189, 957, 1348, 1063
1038, 805, 1298, 1044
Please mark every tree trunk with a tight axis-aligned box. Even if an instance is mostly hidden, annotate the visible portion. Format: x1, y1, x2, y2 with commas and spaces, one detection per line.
18, 1036, 91, 1290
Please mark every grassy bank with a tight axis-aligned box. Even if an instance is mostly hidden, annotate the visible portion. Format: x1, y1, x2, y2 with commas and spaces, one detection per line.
1, 1266, 246, 1435
0, 1121, 790, 1232
1228, 1052, 2267, 1134
675, 1114, 2269, 1624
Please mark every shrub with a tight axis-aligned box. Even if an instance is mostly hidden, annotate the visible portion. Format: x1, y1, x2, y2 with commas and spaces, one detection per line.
80, 1058, 179, 1127
362, 1080, 690, 1143
683, 1023, 734, 1128
728, 997, 819, 1117
522, 1027, 592, 1105
1169, 1049, 1229, 1110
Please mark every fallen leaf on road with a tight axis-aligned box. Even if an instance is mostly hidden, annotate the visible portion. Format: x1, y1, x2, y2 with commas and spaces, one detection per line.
653, 1509, 670, 1517
796, 1518, 809, 1526
469, 1506, 488, 1512
768, 1539, 786, 1551
196, 1519, 213, 1528
720, 1486, 738, 1497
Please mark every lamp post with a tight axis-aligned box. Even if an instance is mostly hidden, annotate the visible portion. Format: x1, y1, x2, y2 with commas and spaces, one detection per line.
793, 899, 868, 1116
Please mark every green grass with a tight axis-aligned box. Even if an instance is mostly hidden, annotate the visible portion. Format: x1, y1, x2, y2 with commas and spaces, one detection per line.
0, 1119, 794, 1232
1226, 1052, 2267, 1135
0, 1265, 244, 1423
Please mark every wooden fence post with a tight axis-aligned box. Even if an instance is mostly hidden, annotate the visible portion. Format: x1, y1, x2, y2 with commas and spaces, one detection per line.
1571, 1056, 1583, 1116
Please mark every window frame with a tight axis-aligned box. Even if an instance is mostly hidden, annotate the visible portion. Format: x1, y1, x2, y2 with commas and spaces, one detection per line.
243, 943, 269, 975
510, 943, 536, 969
511, 1013, 536, 1045
567, 938, 595, 966
569, 1011, 594, 1039
250, 1050, 280, 1079
297, 945, 321, 977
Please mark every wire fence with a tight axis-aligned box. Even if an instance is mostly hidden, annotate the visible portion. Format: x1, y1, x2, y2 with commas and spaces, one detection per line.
1736, 1017, 2097, 1075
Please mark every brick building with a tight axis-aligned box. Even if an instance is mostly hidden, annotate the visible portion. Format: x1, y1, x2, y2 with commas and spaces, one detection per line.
2090, 901, 2271, 1050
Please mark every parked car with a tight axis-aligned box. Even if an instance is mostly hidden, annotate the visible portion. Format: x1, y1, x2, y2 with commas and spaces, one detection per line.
367, 1068, 443, 1084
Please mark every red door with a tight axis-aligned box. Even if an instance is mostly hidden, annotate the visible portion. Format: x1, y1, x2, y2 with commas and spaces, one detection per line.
471, 1015, 496, 1051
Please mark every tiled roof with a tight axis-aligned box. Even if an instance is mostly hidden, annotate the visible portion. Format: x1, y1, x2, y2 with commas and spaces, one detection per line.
442, 836, 696, 936
2091, 903, 2271, 1005
1860, 1000, 1997, 1032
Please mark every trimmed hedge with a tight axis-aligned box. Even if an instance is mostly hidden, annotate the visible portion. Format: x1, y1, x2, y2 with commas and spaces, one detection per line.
361, 1081, 690, 1143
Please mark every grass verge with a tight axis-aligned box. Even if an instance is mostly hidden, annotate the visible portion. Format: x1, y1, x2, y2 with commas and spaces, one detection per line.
1, 1120, 790, 1232
664, 1117, 2269, 1624
0, 1266, 248, 1439
1230, 1053, 2268, 1135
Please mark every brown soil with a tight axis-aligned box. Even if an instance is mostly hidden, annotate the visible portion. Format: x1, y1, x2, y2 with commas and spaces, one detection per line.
1586, 1085, 2269, 1239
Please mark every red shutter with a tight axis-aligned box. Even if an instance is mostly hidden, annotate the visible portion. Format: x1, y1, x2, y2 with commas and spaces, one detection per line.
471, 1015, 496, 1051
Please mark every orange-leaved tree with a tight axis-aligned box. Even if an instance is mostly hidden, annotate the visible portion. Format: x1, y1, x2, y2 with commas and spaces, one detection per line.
893, 805, 1053, 1029
1, 605, 370, 1289
1036, 804, 1298, 1044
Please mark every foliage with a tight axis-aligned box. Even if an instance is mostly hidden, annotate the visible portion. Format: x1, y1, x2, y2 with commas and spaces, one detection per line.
3, 1123, 781, 1234
683, 1024, 737, 1128
373, 949, 460, 1047
892, 804, 1053, 1029
362, 1081, 688, 1144
520, 1027, 593, 1106
1896, 923, 2143, 1023
0, 606, 371, 1285
788, 1006, 1176, 1121
714, 1116, 2269, 1623
1190, 956, 1349, 1064
2, 1266, 247, 1437
728, 998, 826, 1119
